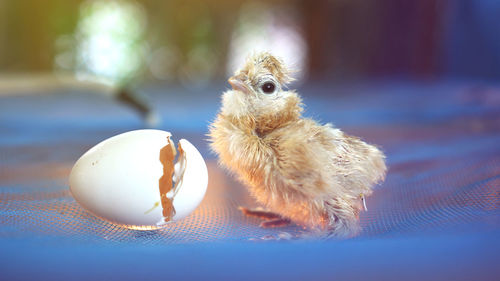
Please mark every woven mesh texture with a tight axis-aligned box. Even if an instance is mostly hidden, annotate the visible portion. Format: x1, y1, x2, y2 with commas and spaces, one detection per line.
1, 82, 499, 245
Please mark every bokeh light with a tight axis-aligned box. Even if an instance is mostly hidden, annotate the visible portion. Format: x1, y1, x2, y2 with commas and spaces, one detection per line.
147, 46, 181, 82
60, 0, 149, 85
227, 2, 307, 81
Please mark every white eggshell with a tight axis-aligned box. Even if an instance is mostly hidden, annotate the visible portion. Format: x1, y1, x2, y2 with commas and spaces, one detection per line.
69, 129, 208, 229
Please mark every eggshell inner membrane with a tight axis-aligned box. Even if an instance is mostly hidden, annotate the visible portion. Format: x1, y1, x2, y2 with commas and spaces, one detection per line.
158, 136, 176, 222
170, 139, 208, 221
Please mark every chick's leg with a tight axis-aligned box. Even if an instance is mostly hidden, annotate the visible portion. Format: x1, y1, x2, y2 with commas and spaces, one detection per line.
238, 207, 291, 228
260, 218, 291, 228
238, 206, 281, 219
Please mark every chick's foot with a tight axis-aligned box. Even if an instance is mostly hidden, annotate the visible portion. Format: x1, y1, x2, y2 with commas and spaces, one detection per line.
259, 218, 291, 228
239, 207, 291, 228
238, 206, 282, 219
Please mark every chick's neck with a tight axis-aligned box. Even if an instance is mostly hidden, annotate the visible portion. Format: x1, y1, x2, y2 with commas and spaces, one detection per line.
228, 94, 303, 138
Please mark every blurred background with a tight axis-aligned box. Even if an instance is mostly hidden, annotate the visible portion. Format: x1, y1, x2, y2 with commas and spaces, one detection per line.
2, 0, 500, 131
2, 0, 500, 87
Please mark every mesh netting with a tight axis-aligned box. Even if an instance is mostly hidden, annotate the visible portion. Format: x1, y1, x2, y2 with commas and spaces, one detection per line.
1, 84, 499, 245
1, 156, 498, 244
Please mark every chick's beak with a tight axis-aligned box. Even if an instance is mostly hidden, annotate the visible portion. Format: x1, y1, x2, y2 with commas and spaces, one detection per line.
228, 77, 249, 94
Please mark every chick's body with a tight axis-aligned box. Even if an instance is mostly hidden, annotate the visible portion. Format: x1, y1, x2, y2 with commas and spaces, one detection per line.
209, 52, 386, 237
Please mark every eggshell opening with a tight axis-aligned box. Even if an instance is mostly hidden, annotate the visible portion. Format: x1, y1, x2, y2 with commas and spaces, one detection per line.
158, 136, 176, 222
170, 139, 208, 221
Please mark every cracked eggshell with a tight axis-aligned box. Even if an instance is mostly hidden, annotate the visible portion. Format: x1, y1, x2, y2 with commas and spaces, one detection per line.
169, 139, 208, 220
69, 129, 208, 230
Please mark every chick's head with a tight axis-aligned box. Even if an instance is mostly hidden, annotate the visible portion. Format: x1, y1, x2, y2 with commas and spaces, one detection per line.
221, 52, 303, 134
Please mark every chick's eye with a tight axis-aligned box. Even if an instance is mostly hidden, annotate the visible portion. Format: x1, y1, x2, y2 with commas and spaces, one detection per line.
261, 82, 276, 94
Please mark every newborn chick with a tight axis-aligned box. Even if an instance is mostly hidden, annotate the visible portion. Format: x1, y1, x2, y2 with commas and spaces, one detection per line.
209, 52, 386, 237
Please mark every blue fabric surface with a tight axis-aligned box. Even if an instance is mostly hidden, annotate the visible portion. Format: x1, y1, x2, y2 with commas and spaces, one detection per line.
0, 80, 499, 280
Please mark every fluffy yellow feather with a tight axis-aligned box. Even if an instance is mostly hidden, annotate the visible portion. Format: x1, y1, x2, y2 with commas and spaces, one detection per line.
209, 52, 386, 237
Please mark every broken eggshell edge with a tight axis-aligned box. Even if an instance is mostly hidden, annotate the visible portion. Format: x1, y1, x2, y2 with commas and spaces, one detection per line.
166, 138, 208, 222
69, 129, 208, 230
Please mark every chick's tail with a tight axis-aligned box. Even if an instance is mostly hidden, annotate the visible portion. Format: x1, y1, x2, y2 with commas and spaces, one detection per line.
368, 144, 387, 185
324, 196, 361, 238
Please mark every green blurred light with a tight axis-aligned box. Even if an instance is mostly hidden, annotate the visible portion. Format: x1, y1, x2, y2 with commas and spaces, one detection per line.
75, 0, 147, 84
